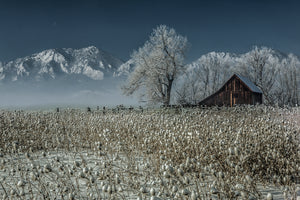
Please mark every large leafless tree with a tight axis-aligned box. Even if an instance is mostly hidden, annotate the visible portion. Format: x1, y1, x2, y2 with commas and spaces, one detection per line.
176, 52, 234, 105
240, 46, 279, 105
275, 54, 300, 106
122, 25, 188, 106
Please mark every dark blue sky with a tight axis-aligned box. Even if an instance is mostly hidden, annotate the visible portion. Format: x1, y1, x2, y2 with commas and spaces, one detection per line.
0, 0, 299, 63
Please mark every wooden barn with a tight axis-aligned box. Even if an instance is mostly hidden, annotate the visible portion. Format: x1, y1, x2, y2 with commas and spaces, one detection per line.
199, 74, 263, 107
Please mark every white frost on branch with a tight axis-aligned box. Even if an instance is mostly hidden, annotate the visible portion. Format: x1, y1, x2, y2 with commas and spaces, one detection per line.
122, 25, 188, 106
177, 46, 300, 106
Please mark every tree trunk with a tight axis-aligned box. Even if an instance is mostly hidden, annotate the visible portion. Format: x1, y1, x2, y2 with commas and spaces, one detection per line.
164, 79, 173, 106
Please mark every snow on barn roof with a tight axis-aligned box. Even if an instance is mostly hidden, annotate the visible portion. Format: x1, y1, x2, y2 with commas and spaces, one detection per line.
236, 74, 262, 94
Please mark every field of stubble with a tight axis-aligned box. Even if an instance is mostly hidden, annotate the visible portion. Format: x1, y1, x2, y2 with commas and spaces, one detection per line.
0, 106, 299, 200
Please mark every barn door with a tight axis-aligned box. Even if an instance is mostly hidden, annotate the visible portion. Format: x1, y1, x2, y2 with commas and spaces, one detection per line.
233, 93, 238, 105
231, 92, 238, 106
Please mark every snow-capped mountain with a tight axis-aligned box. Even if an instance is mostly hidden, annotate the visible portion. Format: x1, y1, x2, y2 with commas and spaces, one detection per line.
114, 58, 134, 77
0, 46, 123, 82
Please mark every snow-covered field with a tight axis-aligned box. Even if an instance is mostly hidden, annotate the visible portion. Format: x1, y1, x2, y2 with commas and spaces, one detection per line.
0, 106, 299, 199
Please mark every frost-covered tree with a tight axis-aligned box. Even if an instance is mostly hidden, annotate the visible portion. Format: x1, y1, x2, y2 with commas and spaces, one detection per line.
239, 46, 279, 105
122, 25, 188, 105
176, 52, 235, 104
176, 46, 299, 106
275, 54, 300, 106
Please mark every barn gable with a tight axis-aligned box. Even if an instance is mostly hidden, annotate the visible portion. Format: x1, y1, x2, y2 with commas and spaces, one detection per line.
199, 74, 263, 106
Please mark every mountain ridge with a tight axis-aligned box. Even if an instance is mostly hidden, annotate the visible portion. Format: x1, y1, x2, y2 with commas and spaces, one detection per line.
0, 46, 124, 83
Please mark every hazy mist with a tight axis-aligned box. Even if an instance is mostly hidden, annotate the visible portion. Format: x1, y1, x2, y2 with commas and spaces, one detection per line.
0, 79, 139, 109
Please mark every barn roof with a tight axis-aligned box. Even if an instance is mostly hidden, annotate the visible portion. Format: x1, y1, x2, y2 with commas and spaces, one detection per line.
199, 74, 262, 105
235, 74, 262, 94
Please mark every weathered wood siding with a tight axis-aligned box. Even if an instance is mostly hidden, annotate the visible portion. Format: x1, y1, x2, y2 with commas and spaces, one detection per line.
199, 74, 263, 106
